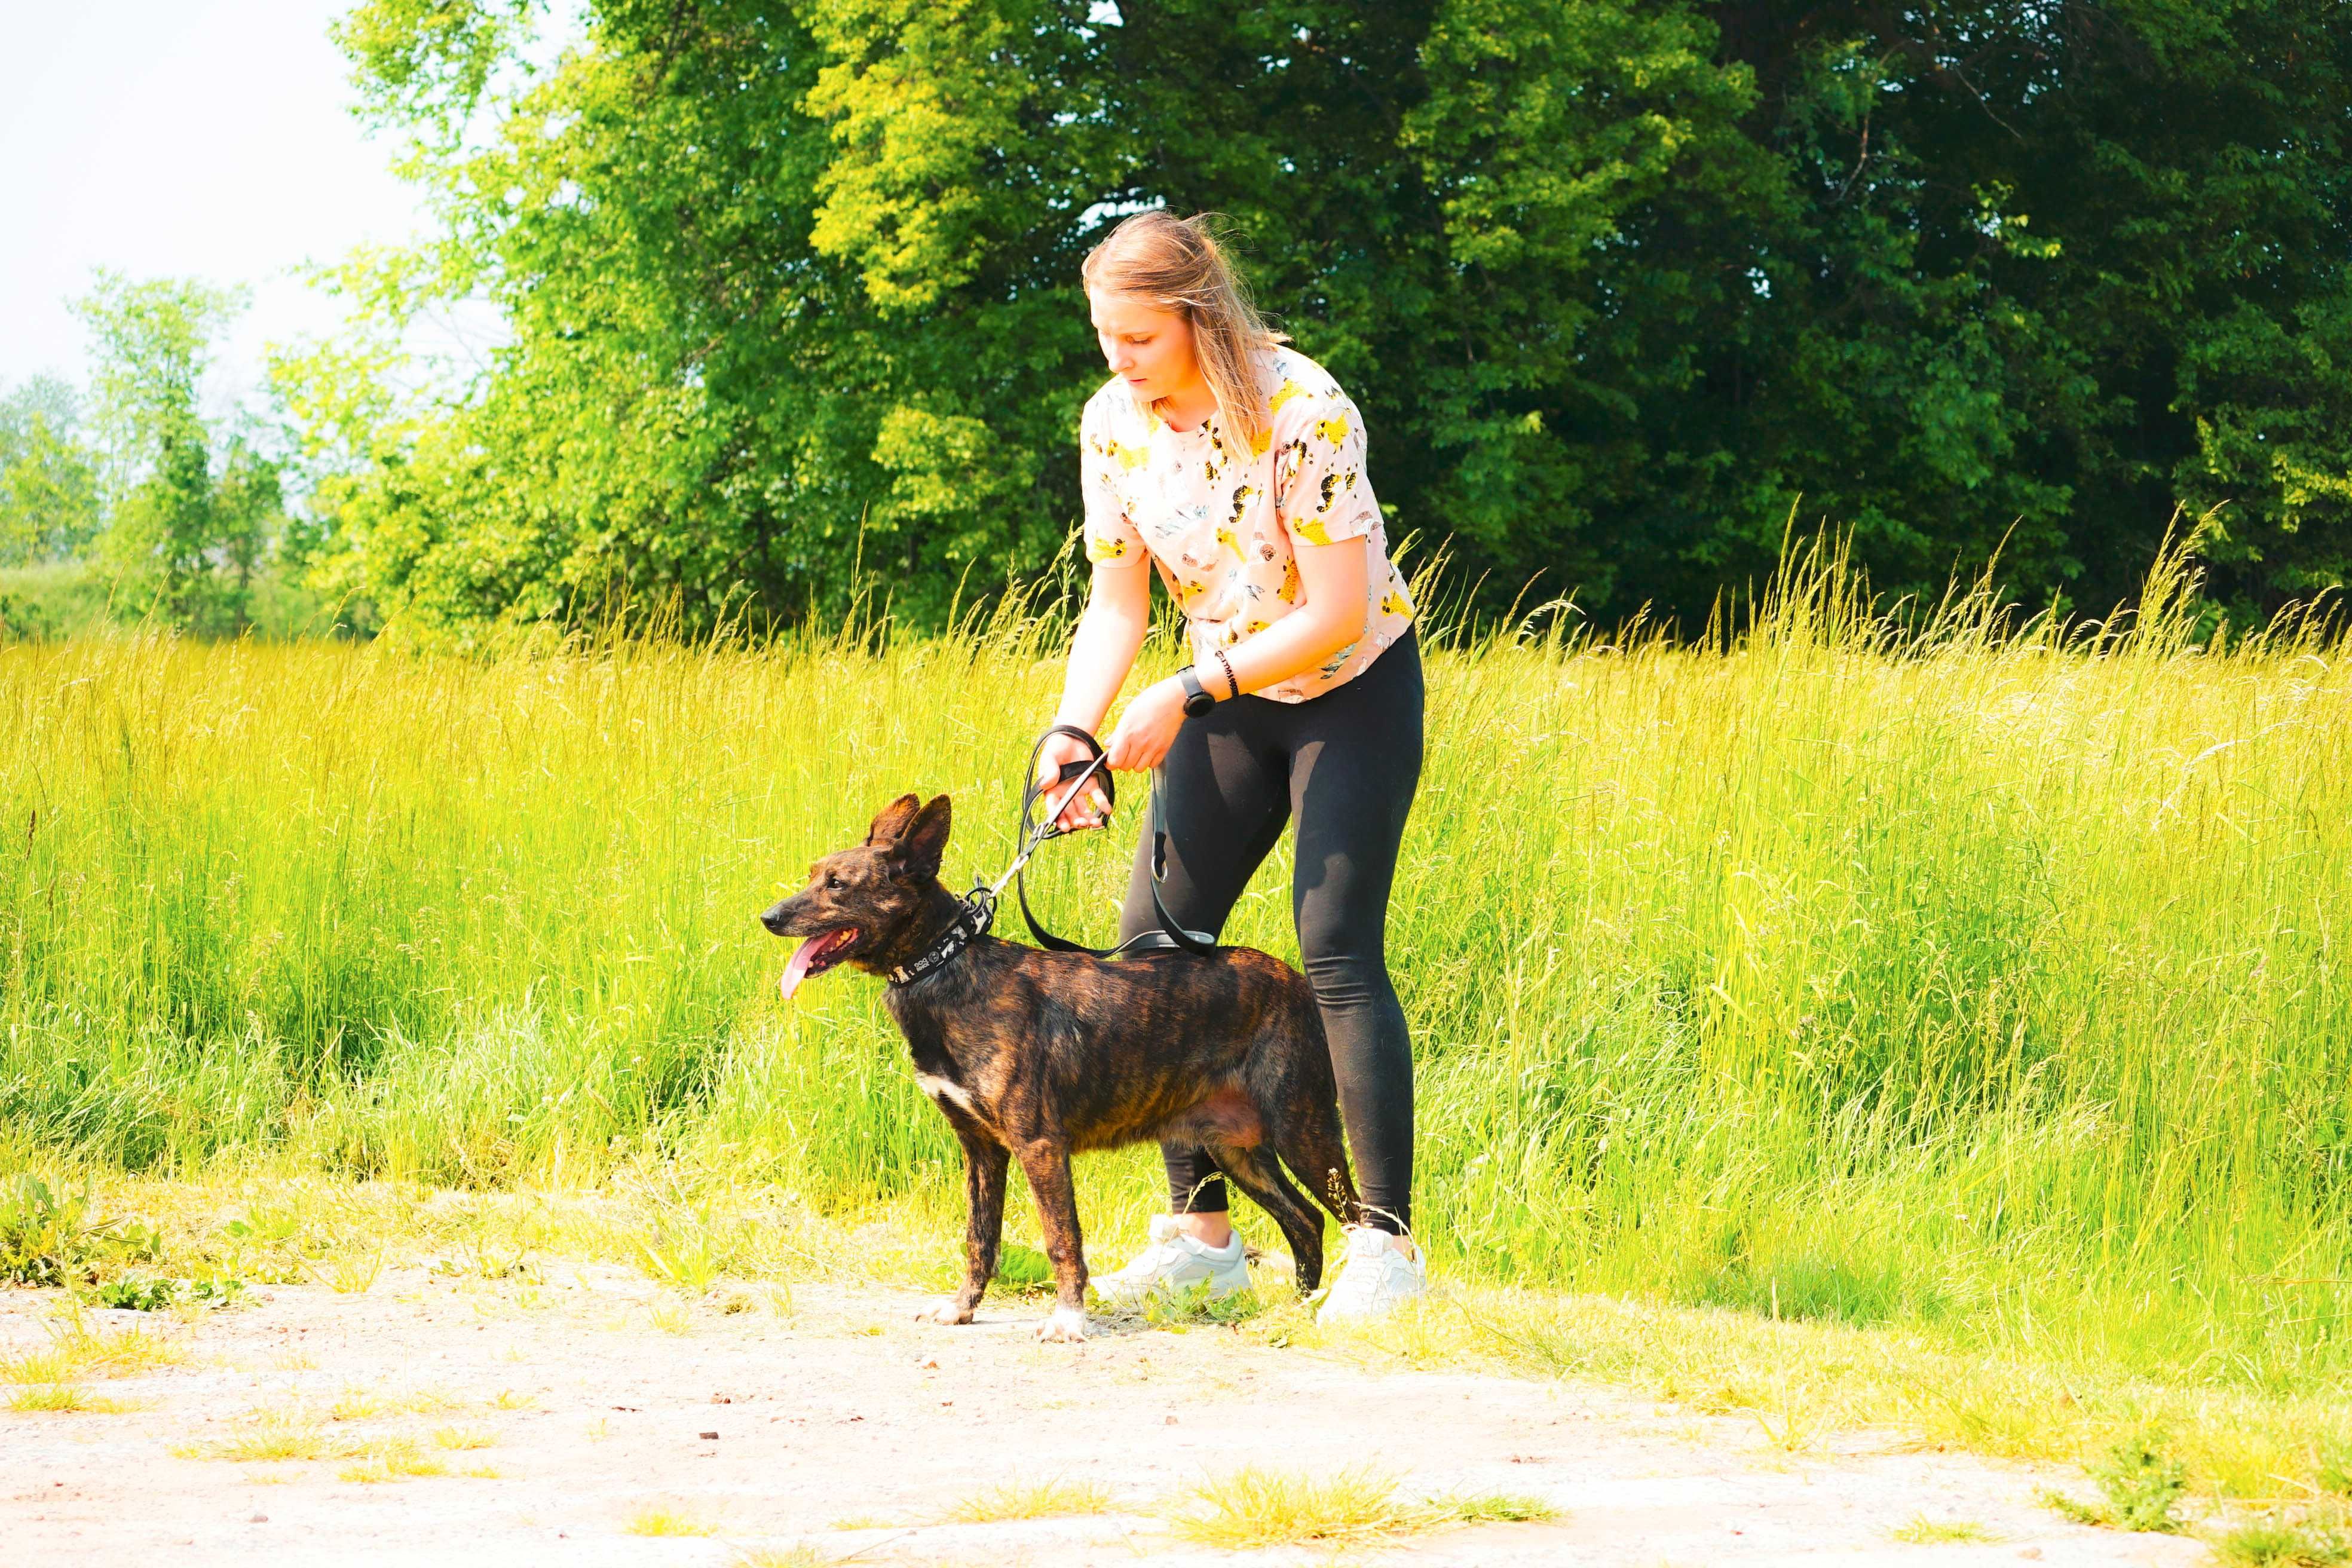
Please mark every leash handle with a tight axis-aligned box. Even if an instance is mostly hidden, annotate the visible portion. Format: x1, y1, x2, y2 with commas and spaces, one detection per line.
1015, 726, 1217, 958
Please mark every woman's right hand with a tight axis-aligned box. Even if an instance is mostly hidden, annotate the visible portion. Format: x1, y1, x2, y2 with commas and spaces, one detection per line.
1034, 730, 1112, 834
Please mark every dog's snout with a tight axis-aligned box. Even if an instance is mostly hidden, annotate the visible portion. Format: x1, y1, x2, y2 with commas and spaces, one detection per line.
760, 900, 791, 936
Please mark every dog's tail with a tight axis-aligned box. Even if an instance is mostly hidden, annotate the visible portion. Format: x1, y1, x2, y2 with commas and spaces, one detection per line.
1267, 990, 1364, 1226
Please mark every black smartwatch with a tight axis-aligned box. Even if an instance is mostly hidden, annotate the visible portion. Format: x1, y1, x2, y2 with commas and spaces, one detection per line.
1178, 666, 1217, 718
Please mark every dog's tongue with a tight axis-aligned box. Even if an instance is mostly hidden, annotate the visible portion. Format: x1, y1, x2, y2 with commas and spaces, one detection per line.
779, 933, 832, 1002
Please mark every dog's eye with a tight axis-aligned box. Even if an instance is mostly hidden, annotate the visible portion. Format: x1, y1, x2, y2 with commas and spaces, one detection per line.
824, 872, 843, 890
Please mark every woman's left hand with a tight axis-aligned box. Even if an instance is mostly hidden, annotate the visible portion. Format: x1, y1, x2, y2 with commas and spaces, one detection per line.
1104, 677, 1190, 773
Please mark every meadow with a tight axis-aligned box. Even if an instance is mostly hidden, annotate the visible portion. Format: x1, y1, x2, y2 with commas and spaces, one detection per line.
2, 537, 2348, 1427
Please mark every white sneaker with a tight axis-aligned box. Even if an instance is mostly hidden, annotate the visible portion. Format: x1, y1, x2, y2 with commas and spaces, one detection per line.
1315, 1226, 1428, 1323
1092, 1215, 1252, 1307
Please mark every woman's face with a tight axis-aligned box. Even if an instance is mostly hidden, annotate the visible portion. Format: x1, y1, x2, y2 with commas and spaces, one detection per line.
1088, 289, 1200, 405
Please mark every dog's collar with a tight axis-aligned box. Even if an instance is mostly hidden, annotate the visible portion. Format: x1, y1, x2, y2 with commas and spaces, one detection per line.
888, 890, 995, 987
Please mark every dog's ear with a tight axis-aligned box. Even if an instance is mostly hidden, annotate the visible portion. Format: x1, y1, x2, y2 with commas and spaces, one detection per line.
866, 794, 923, 847
889, 794, 953, 882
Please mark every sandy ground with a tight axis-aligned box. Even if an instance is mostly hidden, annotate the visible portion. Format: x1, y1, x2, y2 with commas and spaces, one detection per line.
2, 1264, 2213, 1567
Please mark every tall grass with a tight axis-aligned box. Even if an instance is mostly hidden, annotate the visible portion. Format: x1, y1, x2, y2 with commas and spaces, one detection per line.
2, 537, 2347, 1396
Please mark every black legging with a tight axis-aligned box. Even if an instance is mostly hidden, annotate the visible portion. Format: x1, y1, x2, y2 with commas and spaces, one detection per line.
1117, 626, 1423, 1235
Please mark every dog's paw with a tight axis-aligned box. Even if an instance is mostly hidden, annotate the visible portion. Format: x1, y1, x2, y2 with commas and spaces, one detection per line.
916, 1300, 973, 1325
1034, 1305, 1088, 1343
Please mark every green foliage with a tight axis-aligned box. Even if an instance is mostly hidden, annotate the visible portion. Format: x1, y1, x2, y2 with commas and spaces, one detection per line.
0, 1175, 101, 1286
0, 1175, 158, 1287
2045, 1431, 2190, 1531
93, 1274, 178, 1312
277, 0, 2352, 639
71, 272, 287, 634
2218, 1518, 2351, 1567
2320, 1437, 2352, 1499
0, 378, 103, 567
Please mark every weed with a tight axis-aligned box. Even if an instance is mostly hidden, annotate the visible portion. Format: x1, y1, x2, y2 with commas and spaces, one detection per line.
2037, 1432, 2189, 1533
339, 1448, 449, 1484
625, 1505, 717, 1536
1431, 1490, 1561, 1524
947, 1477, 1115, 1521
2090, 1432, 2189, 1532
307, 1247, 385, 1295
1891, 1515, 2000, 1543
985, 1241, 1053, 1298
461, 1465, 504, 1479
0, 1175, 158, 1287
431, 1425, 497, 1451
1166, 1466, 1447, 1548
627, 1194, 728, 1293
0, 1318, 182, 1384
2320, 1439, 2352, 1499
181, 1413, 347, 1463
489, 1388, 538, 1410
2216, 1518, 2351, 1566
647, 1296, 694, 1336
93, 1274, 177, 1311
1135, 1278, 1267, 1328
328, 1389, 384, 1422
8, 1384, 138, 1413
732, 1549, 830, 1568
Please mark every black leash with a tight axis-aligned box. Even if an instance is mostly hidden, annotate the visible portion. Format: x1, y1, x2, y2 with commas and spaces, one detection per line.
1011, 725, 1218, 958
889, 725, 1218, 985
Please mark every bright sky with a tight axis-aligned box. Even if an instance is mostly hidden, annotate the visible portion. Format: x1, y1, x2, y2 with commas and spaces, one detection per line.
0, 0, 430, 416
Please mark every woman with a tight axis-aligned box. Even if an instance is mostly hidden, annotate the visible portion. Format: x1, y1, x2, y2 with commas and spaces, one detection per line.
1036, 210, 1426, 1322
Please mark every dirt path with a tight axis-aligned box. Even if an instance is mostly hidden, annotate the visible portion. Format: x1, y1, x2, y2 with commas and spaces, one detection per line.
2, 1264, 2209, 1566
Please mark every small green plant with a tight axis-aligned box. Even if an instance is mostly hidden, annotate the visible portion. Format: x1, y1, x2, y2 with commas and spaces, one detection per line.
628, 1205, 726, 1293
2216, 1518, 2350, 1567
947, 1477, 1115, 1521
1431, 1490, 1560, 1524
1136, 1276, 1266, 1327
1891, 1515, 2000, 1544
338, 1446, 449, 1484
2093, 1433, 2188, 1532
1, 1175, 127, 1285
987, 1241, 1054, 1297
94, 1274, 179, 1311
1168, 1465, 1448, 1548
188, 1271, 247, 1307
10, 1383, 139, 1413
305, 1245, 386, 1295
625, 1505, 717, 1536
431, 1425, 497, 1451
2038, 1431, 2188, 1533
2318, 1438, 2352, 1499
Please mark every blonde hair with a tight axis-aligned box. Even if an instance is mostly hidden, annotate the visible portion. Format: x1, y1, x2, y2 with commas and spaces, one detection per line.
1082, 210, 1288, 446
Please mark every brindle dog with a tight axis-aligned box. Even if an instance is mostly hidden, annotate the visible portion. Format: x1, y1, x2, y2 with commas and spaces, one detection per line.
760, 792, 1362, 1342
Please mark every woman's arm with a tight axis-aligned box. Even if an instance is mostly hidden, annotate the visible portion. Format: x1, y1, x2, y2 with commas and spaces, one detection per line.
1054, 554, 1151, 734
1214, 536, 1368, 694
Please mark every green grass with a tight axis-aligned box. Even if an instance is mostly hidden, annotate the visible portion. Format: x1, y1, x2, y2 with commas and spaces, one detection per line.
1166, 1465, 1444, 1547
945, 1476, 1116, 1521
3, 538, 2351, 1451
1890, 1515, 1999, 1543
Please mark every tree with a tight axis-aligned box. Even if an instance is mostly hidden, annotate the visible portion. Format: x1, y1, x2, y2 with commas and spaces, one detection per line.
0, 377, 103, 566
73, 272, 285, 633
288, 0, 2352, 639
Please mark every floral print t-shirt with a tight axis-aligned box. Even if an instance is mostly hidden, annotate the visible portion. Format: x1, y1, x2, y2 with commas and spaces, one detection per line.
1080, 345, 1416, 705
